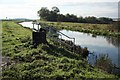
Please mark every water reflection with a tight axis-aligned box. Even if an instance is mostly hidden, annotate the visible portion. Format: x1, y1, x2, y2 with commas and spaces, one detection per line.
106, 36, 120, 47
59, 30, 119, 67
19, 22, 39, 30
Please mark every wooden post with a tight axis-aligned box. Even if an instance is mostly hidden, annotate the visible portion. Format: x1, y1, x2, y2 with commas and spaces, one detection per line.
73, 38, 75, 53
38, 24, 39, 31
33, 23, 34, 29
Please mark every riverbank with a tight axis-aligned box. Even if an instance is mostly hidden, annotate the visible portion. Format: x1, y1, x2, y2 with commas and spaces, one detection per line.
2, 21, 118, 79
39, 21, 120, 37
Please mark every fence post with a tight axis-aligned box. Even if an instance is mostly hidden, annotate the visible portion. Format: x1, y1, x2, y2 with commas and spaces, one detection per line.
73, 38, 75, 53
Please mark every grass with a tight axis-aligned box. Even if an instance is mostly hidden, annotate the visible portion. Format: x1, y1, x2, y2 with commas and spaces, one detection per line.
1, 21, 119, 79
39, 21, 120, 37
2, 21, 32, 56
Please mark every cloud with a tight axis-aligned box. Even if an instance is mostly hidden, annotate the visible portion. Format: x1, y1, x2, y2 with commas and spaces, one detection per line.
0, 0, 28, 5
0, 5, 39, 19
27, 0, 119, 8
59, 2, 118, 18
0, 0, 119, 19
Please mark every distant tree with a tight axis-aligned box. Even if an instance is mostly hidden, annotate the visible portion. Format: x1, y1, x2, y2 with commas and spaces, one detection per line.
65, 14, 78, 22
78, 16, 86, 23
51, 6, 60, 21
37, 7, 113, 24
48, 11, 58, 21
37, 7, 50, 20
98, 17, 113, 24
70, 14, 78, 22
57, 14, 66, 22
51, 6, 60, 14
84, 16, 98, 23
65, 13, 71, 22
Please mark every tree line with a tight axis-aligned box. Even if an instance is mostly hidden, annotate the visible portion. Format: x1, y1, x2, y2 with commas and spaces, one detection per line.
37, 7, 113, 24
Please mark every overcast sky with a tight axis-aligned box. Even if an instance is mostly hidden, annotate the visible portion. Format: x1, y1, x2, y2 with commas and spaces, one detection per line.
0, 0, 119, 19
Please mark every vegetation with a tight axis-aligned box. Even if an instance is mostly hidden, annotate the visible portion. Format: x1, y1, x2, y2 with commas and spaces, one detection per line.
95, 54, 115, 73
2, 21, 119, 79
2, 19, 33, 23
38, 7, 60, 22
38, 7, 113, 24
39, 21, 120, 37
37, 6, 120, 36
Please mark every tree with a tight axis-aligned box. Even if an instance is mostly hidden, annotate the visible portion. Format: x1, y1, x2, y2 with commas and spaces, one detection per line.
57, 14, 66, 22
84, 16, 98, 23
48, 11, 58, 21
70, 14, 78, 22
51, 6, 60, 21
51, 6, 60, 14
65, 14, 78, 22
37, 7, 50, 20
37, 7, 113, 24
78, 16, 85, 23
98, 17, 113, 24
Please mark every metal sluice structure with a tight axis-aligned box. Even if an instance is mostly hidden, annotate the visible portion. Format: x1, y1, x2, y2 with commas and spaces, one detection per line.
32, 21, 75, 53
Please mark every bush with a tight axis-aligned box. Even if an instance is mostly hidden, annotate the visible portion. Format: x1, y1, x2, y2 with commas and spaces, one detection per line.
95, 54, 114, 73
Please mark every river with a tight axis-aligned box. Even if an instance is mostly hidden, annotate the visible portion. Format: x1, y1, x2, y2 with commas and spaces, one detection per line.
60, 30, 120, 67
19, 22, 120, 67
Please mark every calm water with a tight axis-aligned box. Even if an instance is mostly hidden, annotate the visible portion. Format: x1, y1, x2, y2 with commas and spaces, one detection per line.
19, 22, 39, 30
60, 30, 120, 67
20, 22, 120, 67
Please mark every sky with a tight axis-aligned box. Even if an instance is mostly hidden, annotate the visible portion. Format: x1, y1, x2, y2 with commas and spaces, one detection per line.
0, 0, 119, 19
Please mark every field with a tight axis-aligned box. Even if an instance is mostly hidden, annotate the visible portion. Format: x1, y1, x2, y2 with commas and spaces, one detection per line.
39, 21, 120, 37
1, 21, 118, 79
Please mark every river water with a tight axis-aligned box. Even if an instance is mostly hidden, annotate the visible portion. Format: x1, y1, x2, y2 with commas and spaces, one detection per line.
20, 22, 120, 67
60, 30, 120, 67
19, 21, 39, 30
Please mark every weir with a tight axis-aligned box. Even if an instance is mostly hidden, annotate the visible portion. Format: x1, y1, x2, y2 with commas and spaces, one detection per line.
32, 22, 47, 46
32, 21, 89, 58
32, 21, 75, 52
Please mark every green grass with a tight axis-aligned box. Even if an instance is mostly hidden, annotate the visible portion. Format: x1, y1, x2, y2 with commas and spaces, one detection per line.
39, 21, 120, 37
2, 21, 119, 79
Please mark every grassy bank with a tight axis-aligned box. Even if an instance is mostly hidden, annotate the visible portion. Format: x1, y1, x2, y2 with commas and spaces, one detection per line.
40, 21, 120, 37
2, 21, 118, 79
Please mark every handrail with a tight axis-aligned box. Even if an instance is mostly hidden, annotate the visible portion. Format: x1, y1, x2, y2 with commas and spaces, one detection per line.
32, 22, 75, 53
47, 27, 75, 53
48, 36, 74, 48
44, 24, 75, 40
32, 21, 75, 40
58, 31, 75, 39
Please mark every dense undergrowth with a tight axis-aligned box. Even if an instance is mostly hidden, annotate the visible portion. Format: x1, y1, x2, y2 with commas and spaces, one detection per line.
1, 21, 118, 79
40, 21, 120, 37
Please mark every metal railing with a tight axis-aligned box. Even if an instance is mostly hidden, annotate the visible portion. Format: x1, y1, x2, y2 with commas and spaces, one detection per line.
32, 22, 75, 53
